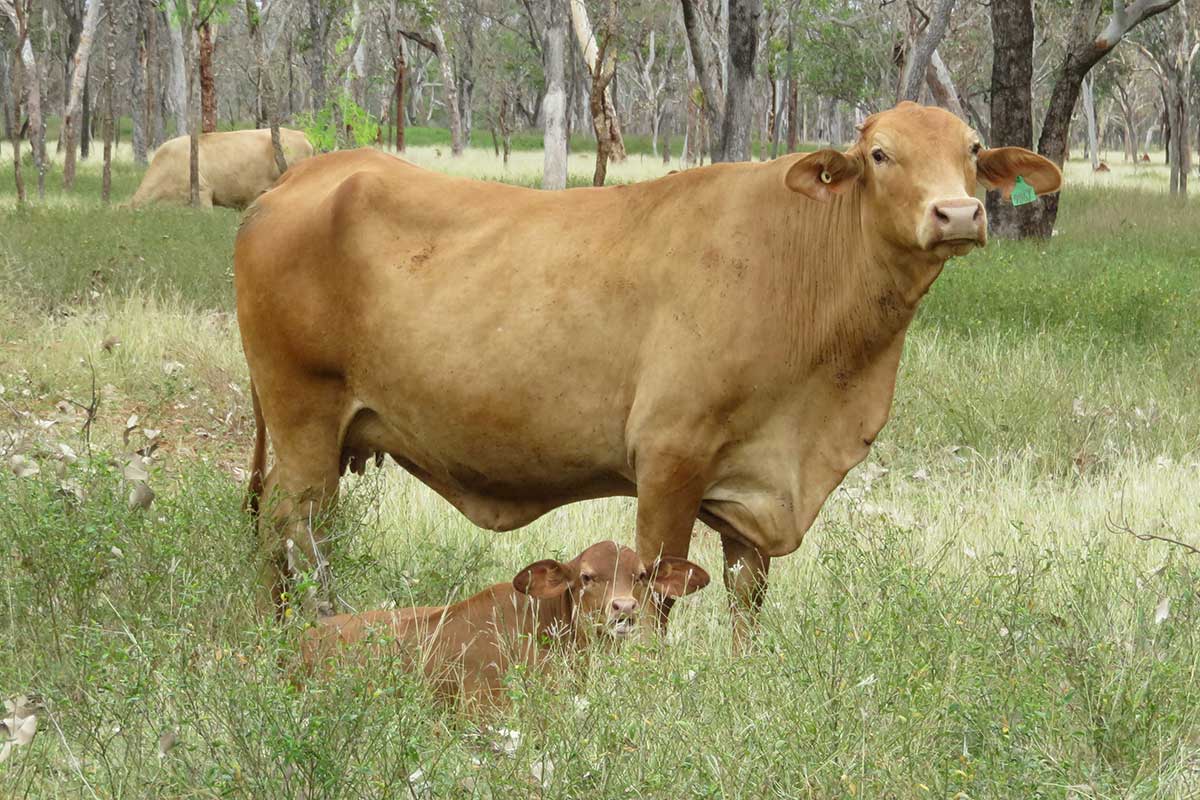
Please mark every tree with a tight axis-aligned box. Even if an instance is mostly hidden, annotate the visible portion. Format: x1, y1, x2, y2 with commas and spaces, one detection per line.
400, 9, 465, 157
899, 0, 957, 102
570, 0, 626, 162
1135, 5, 1199, 196
1026, 0, 1181, 235
986, 0, 1035, 239
1, 2, 27, 202
60, 0, 103, 190
680, 0, 723, 155
541, 0, 568, 189
246, 0, 287, 173
198, 20, 217, 132
2, 0, 46, 198
718, 0, 761, 161
101, 0, 116, 202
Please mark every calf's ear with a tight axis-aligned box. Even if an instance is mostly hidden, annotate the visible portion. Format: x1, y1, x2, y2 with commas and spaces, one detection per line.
977, 147, 1062, 199
785, 149, 862, 202
651, 558, 711, 599
512, 560, 574, 599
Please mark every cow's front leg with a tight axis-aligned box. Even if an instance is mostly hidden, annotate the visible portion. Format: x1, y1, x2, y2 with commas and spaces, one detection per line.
632, 452, 708, 631
721, 534, 770, 652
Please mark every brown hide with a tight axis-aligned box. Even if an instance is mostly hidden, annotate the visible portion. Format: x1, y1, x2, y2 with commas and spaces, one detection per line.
300, 542, 709, 708
130, 128, 313, 210
236, 103, 1060, 624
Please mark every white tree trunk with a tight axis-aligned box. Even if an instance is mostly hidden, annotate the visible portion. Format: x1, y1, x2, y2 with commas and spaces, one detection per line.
167, 20, 189, 136
430, 24, 463, 156
541, 0, 568, 189
924, 49, 966, 119
569, 0, 625, 160
1083, 74, 1100, 169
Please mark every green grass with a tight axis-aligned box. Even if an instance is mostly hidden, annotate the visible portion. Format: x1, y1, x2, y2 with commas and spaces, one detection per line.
1, 147, 1199, 797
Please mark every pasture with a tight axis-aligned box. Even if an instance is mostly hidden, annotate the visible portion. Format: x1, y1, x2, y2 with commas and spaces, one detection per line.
2, 145, 1199, 798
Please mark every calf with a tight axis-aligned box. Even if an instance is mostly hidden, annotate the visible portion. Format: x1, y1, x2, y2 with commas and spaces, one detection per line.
301, 541, 709, 708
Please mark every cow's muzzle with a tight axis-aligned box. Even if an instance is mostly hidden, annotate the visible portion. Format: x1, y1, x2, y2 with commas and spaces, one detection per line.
925, 197, 986, 249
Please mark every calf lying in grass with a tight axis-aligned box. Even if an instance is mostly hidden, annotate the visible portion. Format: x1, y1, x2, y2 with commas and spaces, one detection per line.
301, 541, 710, 707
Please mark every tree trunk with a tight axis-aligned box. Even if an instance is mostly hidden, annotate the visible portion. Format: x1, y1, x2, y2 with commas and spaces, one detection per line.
61, 0, 104, 190
198, 22, 217, 133
986, 0, 1038, 239
394, 35, 407, 151
1082, 74, 1100, 170
167, 18, 189, 135
245, 0, 287, 173
308, 0, 328, 113
900, 0, 957, 102
102, 0, 117, 203
3, 34, 25, 203
716, 0, 761, 162
570, 0, 625, 161
430, 24, 464, 156
925, 49, 965, 118
131, 0, 148, 164
541, 0, 568, 190
680, 0, 723, 151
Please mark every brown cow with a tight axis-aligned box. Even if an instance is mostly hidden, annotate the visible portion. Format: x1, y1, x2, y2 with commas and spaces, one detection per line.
131, 128, 313, 209
300, 541, 709, 708
235, 102, 1061, 637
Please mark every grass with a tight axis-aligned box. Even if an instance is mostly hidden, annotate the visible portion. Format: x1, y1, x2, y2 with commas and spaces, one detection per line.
1, 142, 1199, 798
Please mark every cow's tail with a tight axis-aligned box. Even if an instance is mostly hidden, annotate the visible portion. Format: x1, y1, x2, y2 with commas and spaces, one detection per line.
243, 379, 267, 518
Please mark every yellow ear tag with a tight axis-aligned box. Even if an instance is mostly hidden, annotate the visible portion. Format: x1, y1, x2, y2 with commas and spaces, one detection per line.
820, 170, 832, 185
1011, 176, 1036, 206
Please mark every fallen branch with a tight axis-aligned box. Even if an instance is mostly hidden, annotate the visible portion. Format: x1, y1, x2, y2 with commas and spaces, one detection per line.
1106, 514, 1200, 556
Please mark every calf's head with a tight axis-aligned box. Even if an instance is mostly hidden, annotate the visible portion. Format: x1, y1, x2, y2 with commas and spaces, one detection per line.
786, 102, 1062, 258
511, 541, 710, 639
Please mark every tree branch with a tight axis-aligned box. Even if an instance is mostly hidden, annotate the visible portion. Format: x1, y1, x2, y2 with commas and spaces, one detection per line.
399, 28, 439, 55
1107, 515, 1200, 556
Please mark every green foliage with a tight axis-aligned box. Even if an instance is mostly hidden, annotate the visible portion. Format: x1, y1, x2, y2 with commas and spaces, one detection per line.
296, 90, 380, 152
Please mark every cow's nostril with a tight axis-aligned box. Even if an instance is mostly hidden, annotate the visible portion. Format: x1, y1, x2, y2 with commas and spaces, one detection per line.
972, 205, 982, 221
934, 207, 950, 224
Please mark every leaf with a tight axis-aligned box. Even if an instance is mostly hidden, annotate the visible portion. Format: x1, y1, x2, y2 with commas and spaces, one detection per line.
962, 544, 977, 560
1154, 596, 1170, 625
58, 443, 78, 463
10, 454, 39, 478
126, 414, 140, 431
13, 714, 35, 746
530, 756, 554, 788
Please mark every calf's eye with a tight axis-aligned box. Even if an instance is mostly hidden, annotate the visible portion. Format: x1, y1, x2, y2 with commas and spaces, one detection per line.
871, 149, 887, 165
970, 143, 982, 157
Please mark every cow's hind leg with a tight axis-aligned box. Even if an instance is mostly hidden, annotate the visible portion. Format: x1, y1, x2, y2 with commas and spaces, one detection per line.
255, 392, 346, 619
720, 534, 771, 652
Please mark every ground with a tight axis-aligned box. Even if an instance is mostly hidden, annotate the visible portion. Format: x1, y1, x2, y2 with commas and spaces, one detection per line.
1, 138, 1198, 798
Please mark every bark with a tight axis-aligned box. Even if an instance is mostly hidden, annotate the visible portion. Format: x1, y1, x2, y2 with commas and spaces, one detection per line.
307, 0, 329, 112
986, 0, 1037, 239
2, 24, 25, 203
102, 0, 116, 203
717, 0, 760, 162
541, 0, 568, 190
198, 22, 216, 133
589, 31, 617, 186
246, 0, 286, 173
394, 34, 406, 151
167, 17, 188, 134
570, 0, 625, 161
680, 0, 723, 147
900, 0, 957, 102
430, 24, 464, 156
924, 49, 965, 118
1082, 73, 1100, 170
82, 72, 92, 158
131, 0, 148, 164
61, 0, 103, 190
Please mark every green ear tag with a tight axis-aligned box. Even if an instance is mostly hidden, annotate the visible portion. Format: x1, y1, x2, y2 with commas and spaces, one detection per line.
1011, 176, 1037, 206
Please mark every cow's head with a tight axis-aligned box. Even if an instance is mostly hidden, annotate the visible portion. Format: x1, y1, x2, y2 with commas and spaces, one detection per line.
786, 102, 1061, 257
512, 541, 709, 640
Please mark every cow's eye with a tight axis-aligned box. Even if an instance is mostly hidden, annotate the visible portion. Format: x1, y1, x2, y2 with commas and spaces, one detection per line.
580, 572, 594, 586
970, 142, 982, 157
637, 571, 648, 583
871, 148, 888, 165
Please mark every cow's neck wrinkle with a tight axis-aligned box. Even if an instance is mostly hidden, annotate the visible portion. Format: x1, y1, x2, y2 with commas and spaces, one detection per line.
765, 187, 921, 380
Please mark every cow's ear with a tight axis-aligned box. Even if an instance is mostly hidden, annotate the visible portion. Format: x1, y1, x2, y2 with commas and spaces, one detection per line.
785, 149, 862, 202
977, 147, 1062, 199
650, 558, 711, 599
512, 559, 574, 599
